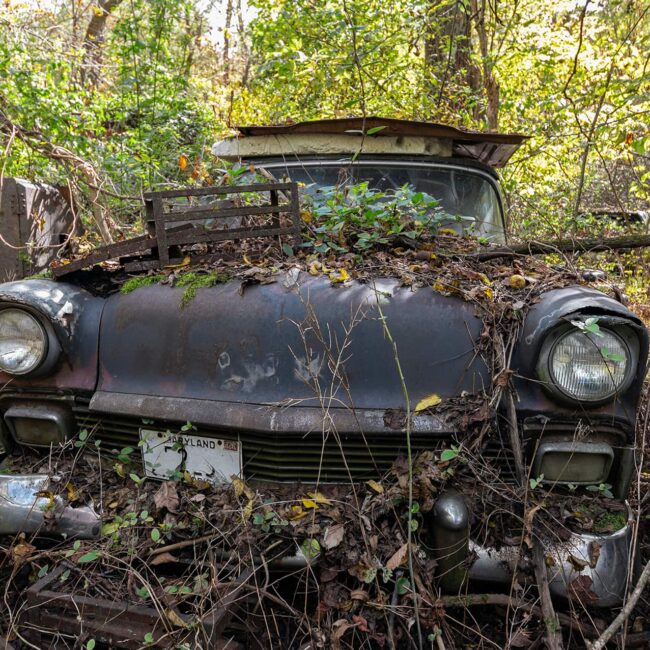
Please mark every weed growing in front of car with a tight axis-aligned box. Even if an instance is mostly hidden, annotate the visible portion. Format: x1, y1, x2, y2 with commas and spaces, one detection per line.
299, 182, 461, 254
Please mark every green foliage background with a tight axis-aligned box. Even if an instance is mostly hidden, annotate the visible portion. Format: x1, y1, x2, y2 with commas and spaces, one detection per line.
0, 0, 649, 242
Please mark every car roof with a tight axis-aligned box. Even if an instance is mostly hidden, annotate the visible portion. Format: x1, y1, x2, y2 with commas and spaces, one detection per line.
218, 117, 528, 168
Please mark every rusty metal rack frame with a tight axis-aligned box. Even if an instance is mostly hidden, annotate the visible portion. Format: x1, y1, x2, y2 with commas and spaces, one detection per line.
52, 182, 301, 277
23, 564, 252, 648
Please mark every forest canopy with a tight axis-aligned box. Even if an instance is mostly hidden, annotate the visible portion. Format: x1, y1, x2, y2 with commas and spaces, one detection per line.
0, 0, 648, 242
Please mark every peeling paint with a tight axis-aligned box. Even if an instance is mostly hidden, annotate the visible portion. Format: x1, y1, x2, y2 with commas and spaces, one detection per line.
0, 279, 86, 335
293, 354, 322, 383
221, 355, 278, 393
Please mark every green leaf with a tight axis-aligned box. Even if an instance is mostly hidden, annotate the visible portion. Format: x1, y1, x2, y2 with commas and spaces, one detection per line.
366, 125, 387, 135
440, 448, 459, 462
281, 243, 294, 256
102, 521, 120, 535
396, 575, 410, 595
151, 528, 161, 542
37, 564, 49, 578
300, 538, 321, 561
78, 550, 100, 563
86, 640, 96, 650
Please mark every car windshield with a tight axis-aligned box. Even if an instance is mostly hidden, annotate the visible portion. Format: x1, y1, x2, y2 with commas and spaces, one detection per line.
261, 161, 504, 241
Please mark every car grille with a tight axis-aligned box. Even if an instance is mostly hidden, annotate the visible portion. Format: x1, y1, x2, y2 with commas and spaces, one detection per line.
66, 398, 516, 483
522, 417, 630, 442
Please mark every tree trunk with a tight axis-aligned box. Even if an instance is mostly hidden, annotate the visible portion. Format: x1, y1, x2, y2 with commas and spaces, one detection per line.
424, 0, 471, 73
81, 0, 124, 87
469, 0, 499, 130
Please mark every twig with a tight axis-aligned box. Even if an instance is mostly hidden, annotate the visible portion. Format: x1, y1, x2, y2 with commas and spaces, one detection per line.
438, 594, 591, 638
587, 559, 650, 650
532, 544, 564, 650
373, 281, 423, 649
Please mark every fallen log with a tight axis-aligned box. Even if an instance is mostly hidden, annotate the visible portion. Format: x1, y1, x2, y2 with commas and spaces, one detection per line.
472, 234, 650, 261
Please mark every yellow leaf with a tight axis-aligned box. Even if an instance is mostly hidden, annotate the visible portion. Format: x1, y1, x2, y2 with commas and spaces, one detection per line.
231, 476, 254, 500
12, 541, 36, 561
438, 228, 458, 236
289, 505, 308, 520
242, 499, 253, 521
35, 490, 55, 509
92, 5, 104, 17
165, 256, 191, 269
329, 268, 349, 283
178, 154, 188, 171
509, 274, 526, 289
232, 477, 246, 498
302, 498, 318, 510
65, 482, 78, 503
366, 480, 384, 494
301, 210, 313, 223
165, 608, 188, 628
308, 261, 321, 276
114, 463, 126, 478
415, 393, 442, 412
482, 287, 494, 300
307, 491, 332, 506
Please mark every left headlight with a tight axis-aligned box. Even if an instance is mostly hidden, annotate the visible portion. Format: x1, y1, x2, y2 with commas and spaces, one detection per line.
539, 324, 636, 403
550, 328, 628, 401
0, 309, 47, 375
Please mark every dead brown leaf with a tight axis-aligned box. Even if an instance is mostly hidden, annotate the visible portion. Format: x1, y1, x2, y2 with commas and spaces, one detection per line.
323, 523, 345, 550
150, 552, 178, 566
386, 543, 408, 571
154, 482, 179, 512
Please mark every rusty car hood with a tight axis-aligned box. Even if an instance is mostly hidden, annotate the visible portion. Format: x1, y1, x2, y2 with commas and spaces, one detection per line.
94, 273, 489, 424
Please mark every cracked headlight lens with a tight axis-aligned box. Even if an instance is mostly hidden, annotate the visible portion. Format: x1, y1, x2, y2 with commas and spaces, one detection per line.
0, 309, 47, 375
550, 328, 628, 402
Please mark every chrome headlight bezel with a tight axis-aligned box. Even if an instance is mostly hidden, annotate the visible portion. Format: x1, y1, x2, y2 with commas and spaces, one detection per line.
537, 321, 639, 406
0, 306, 58, 376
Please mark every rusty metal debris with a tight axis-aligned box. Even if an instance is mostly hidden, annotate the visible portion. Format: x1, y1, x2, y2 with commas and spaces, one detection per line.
22, 563, 252, 648
52, 182, 301, 277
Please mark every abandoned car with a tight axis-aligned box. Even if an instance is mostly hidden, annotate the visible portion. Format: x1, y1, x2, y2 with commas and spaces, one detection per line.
0, 118, 646, 614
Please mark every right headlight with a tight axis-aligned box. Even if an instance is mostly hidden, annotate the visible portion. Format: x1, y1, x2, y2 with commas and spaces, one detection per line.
538, 322, 638, 404
0, 308, 47, 375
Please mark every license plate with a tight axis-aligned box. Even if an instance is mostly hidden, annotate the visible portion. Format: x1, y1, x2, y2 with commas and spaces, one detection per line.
139, 429, 241, 483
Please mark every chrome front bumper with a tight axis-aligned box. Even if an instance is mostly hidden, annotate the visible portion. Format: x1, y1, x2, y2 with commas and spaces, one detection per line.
0, 474, 100, 538
469, 519, 635, 607
0, 475, 634, 606
432, 492, 635, 608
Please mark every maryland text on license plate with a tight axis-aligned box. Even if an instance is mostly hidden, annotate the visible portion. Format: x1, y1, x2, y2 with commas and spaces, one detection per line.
139, 429, 241, 483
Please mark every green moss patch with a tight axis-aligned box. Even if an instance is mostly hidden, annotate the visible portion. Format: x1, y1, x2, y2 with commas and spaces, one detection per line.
120, 274, 165, 294
176, 271, 230, 307
593, 510, 627, 534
